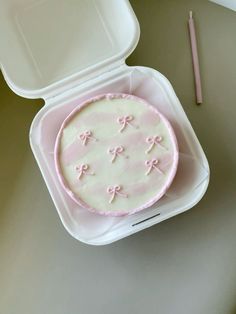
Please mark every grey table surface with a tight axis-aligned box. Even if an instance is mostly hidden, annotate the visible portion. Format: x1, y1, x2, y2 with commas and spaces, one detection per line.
1, 1, 236, 313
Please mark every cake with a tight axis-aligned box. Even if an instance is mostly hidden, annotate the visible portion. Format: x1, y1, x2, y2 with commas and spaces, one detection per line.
54, 93, 179, 216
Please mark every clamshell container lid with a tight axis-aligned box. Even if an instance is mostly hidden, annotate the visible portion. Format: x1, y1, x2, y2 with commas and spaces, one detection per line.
0, 0, 140, 99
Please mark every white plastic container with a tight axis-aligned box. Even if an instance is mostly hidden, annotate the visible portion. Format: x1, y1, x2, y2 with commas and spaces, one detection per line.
0, 0, 209, 245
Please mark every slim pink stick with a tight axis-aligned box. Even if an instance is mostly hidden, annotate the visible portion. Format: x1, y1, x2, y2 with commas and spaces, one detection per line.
188, 11, 203, 104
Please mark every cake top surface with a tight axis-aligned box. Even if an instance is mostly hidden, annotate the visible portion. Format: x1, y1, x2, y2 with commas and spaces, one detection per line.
55, 94, 178, 216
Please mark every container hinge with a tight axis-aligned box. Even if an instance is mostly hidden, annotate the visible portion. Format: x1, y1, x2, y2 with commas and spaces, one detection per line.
45, 61, 127, 104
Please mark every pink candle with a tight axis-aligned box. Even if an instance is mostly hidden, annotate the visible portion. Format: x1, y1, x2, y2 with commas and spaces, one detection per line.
188, 11, 203, 105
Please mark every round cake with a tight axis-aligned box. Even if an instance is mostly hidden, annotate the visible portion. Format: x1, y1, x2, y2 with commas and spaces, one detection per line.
54, 94, 179, 216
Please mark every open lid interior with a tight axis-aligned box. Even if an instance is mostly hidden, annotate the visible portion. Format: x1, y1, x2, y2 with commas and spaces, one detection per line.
0, 0, 139, 99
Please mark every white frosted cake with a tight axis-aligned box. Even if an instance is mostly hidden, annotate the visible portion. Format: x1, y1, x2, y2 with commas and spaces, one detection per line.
54, 94, 179, 216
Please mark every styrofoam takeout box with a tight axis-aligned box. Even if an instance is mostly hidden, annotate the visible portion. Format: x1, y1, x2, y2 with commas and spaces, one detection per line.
0, 0, 209, 245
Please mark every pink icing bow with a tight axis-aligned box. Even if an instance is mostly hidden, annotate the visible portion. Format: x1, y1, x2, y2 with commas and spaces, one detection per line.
75, 164, 94, 180
145, 159, 163, 175
117, 115, 137, 132
145, 135, 165, 154
79, 130, 97, 146
108, 146, 127, 163
107, 185, 128, 203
